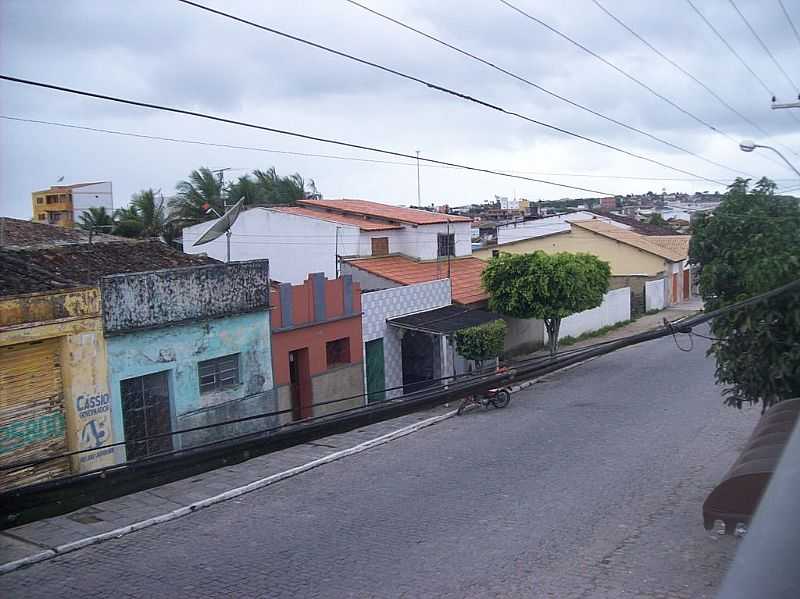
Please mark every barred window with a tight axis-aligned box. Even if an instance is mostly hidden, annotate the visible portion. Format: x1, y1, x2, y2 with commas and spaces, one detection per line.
198, 354, 240, 393
437, 233, 455, 257
326, 338, 351, 367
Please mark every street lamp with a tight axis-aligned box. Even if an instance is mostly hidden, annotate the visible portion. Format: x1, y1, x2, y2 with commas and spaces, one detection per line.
739, 140, 800, 177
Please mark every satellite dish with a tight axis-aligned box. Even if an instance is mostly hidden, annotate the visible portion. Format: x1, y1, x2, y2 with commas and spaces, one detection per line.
192, 198, 244, 262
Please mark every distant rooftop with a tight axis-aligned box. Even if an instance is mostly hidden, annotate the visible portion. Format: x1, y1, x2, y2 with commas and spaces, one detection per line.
0, 217, 122, 250
589, 210, 681, 236
297, 198, 471, 225
0, 240, 218, 297
33, 181, 110, 194
572, 221, 689, 262
269, 206, 403, 231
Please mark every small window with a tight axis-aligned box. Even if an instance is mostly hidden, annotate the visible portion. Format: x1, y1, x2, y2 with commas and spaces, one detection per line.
371, 237, 389, 256
37, 197, 44, 204
326, 338, 351, 367
38, 213, 47, 220
437, 233, 455, 257
198, 354, 240, 393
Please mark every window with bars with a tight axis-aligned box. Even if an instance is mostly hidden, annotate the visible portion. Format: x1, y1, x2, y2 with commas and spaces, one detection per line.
326, 338, 351, 368
198, 354, 240, 394
437, 233, 455, 257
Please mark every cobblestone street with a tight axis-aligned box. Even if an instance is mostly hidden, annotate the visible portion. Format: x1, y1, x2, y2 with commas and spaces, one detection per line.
0, 331, 756, 598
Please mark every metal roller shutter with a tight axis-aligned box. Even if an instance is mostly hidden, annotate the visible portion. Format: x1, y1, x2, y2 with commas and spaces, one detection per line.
0, 340, 70, 491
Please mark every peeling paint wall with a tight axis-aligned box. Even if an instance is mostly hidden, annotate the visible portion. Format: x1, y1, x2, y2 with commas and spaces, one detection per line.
105, 311, 274, 458
0, 288, 118, 487
101, 260, 270, 334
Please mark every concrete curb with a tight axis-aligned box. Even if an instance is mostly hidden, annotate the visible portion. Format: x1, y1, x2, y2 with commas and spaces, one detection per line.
0, 409, 456, 575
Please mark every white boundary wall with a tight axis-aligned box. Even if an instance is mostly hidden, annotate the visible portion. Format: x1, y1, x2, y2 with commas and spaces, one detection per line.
548, 287, 631, 342
645, 278, 666, 312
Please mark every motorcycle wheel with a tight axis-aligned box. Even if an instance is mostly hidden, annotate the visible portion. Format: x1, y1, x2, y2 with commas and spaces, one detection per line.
490, 389, 511, 409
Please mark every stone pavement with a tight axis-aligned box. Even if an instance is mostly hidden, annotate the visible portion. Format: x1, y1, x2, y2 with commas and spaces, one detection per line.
0, 403, 455, 568
0, 328, 754, 598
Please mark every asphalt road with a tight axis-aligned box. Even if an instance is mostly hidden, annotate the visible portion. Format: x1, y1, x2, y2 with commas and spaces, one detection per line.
1, 330, 758, 598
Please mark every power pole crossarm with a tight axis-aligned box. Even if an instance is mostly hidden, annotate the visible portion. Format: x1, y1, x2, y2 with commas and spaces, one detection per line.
771, 101, 800, 109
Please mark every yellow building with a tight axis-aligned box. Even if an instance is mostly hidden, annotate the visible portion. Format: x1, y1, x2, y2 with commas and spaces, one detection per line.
31, 181, 112, 228
475, 219, 691, 309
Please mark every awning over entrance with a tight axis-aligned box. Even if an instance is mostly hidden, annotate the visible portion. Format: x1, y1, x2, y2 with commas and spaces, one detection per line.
702, 398, 800, 533
388, 305, 502, 335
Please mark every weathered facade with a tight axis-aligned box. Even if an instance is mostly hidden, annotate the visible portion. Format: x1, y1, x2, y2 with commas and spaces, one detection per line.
101, 261, 274, 460
270, 274, 365, 424
0, 287, 116, 490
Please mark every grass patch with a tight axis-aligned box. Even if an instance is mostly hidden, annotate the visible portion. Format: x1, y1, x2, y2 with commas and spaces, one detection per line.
558, 319, 634, 347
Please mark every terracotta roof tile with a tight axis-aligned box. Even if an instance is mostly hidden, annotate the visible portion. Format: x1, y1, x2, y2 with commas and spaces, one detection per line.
0, 240, 218, 297
269, 206, 402, 231
0, 217, 123, 249
647, 235, 691, 256
347, 255, 487, 305
573, 220, 688, 261
297, 198, 471, 225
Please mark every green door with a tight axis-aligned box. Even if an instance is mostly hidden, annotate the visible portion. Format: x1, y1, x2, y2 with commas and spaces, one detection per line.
365, 338, 386, 403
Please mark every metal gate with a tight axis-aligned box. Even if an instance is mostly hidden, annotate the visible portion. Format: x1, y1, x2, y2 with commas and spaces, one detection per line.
0, 340, 70, 490
365, 338, 386, 402
401, 330, 436, 393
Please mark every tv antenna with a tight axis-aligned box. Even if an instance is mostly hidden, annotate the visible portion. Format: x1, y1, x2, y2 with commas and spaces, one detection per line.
192, 197, 244, 263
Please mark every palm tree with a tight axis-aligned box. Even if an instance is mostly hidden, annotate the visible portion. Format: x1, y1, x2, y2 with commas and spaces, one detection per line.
169, 167, 225, 227
252, 167, 318, 205
226, 174, 268, 207
130, 189, 167, 238
112, 205, 144, 238
78, 206, 113, 233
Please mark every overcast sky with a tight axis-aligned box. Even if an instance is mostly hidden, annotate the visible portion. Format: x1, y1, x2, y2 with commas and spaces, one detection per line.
2, 0, 800, 218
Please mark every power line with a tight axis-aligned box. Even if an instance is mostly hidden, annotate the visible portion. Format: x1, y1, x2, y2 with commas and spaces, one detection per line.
686, 0, 774, 97
779, 0, 800, 52
3, 115, 747, 183
729, 0, 799, 94
0, 75, 622, 196
175, 0, 733, 185
496, 0, 750, 148
342, 0, 744, 179
591, 0, 800, 160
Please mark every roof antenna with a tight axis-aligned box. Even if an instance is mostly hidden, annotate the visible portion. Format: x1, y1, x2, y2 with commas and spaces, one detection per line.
193, 198, 244, 263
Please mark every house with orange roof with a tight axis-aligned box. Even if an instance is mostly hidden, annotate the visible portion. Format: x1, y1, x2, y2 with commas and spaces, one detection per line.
182, 198, 473, 284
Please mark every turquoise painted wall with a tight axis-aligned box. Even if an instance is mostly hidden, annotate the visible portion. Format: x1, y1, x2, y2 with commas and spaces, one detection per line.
106, 311, 274, 456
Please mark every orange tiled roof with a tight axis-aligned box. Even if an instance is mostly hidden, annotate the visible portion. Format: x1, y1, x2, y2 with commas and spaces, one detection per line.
346, 255, 488, 305
647, 235, 691, 256
297, 198, 471, 225
269, 206, 402, 231
572, 220, 688, 262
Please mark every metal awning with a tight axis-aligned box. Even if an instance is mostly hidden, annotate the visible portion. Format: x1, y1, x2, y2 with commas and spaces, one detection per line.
387, 305, 502, 335
703, 398, 800, 533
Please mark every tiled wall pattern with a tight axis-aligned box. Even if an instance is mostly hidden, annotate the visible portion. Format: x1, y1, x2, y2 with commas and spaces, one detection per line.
361, 279, 451, 399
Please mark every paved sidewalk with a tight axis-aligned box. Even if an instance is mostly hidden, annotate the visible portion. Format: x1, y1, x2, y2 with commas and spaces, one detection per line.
0, 404, 455, 569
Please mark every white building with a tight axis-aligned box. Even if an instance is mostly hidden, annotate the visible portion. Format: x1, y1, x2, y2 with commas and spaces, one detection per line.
182, 199, 473, 284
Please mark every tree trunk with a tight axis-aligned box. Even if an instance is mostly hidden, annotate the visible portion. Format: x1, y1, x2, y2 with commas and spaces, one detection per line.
545, 318, 562, 356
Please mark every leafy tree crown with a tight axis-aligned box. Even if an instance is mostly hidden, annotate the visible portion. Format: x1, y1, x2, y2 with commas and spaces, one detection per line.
454, 320, 507, 362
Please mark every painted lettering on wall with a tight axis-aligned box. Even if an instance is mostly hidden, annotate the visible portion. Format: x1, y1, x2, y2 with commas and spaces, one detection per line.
0, 413, 65, 456
75, 393, 114, 464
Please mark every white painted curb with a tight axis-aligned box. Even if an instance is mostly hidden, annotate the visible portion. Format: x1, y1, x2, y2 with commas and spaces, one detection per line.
0, 409, 456, 575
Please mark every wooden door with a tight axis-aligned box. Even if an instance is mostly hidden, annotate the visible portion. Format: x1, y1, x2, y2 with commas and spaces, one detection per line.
683, 270, 690, 300
288, 348, 313, 420
121, 370, 173, 461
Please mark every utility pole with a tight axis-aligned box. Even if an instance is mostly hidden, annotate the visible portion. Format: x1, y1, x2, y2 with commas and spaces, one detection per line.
446, 217, 452, 280
416, 150, 421, 207
335, 226, 342, 278
211, 167, 232, 207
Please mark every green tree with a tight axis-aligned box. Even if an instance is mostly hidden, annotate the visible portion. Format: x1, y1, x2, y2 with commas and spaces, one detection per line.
482, 251, 610, 356
690, 177, 800, 411
130, 189, 167, 238
646, 213, 667, 226
455, 320, 507, 371
251, 167, 318, 205
78, 206, 113, 233
169, 167, 225, 227
112, 205, 143, 238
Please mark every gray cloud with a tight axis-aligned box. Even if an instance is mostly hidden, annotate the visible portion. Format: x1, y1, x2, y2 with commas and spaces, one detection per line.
2, 0, 800, 220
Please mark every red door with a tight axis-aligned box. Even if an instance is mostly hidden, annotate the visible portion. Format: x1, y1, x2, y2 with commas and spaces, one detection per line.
683, 270, 690, 300
288, 348, 313, 420
672, 273, 679, 304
